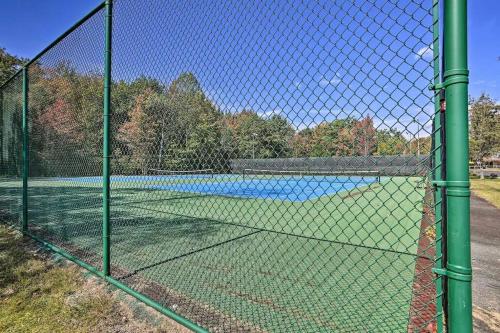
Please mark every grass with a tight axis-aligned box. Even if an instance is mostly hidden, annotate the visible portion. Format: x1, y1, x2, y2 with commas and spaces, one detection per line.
0, 225, 189, 333
0, 175, 427, 331
470, 178, 500, 208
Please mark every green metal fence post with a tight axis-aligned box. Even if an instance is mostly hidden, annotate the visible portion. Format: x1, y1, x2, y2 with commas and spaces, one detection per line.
102, 0, 113, 276
443, 0, 472, 331
22, 67, 29, 233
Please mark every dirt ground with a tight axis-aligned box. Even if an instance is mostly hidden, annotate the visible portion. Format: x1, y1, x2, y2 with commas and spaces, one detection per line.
470, 194, 500, 332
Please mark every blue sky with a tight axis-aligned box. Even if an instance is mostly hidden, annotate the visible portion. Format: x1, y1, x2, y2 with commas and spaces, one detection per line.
468, 0, 499, 100
0, 0, 498, 138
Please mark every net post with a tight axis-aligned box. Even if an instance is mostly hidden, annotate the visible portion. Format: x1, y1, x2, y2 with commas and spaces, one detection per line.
443, 0, 472, 331
102, 0, 113, 277
22, 67, 29, 233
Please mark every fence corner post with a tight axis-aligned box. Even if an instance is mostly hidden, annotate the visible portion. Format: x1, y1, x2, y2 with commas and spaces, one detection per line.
443, 0, 472, 332
22, 67, 29, 233
102, 0, 113, 276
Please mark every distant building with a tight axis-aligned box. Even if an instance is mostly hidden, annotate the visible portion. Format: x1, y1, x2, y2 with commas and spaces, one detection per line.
483, 153, 500, 168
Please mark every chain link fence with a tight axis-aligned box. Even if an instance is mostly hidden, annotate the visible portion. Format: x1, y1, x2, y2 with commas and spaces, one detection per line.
0, 0, 473, 331
0, 72, 23, 227
25, 6, 106, 270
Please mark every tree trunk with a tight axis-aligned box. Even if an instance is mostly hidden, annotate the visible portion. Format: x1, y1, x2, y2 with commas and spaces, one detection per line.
158, 122, 165, 169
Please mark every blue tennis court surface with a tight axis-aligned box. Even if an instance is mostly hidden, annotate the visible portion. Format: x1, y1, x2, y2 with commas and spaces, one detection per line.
149, 177, 377, 202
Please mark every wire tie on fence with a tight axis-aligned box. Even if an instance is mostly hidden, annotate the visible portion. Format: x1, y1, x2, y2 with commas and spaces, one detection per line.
428, 82, 444, 91
431, 180, 446, 187
432, 180, 471, 196
429, 70, 469, 92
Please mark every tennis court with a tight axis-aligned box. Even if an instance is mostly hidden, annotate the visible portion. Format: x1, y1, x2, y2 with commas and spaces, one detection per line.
1, 0, 471, 330
59, 170, 381, 202
17, 170, 429, 332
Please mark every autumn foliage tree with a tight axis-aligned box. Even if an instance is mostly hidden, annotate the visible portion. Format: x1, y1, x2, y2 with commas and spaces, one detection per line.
118, 89, 162, 174
116, 73, 224, 172
375, 129, 407, 156
29, 63, 103, 176
292, 117, 379, 157
224, 110, 294, 159
352, 116, 377, 156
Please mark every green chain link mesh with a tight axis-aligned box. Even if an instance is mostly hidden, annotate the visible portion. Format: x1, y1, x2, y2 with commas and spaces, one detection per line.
0, 0, 443, 331
0, 73, 23, 228
108, 0, 439, 331
26, 7, 106, 269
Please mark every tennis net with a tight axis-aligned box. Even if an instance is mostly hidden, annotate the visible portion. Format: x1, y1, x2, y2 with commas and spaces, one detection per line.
148, 169, 215, 178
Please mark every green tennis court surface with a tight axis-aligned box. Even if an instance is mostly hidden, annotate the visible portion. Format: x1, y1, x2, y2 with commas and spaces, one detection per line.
1, 175, 427, 331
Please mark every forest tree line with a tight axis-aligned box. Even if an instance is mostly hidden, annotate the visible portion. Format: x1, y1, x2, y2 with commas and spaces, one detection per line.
27, 65, 431, 175
2, 48, 498, 175
7, 62, 432, 176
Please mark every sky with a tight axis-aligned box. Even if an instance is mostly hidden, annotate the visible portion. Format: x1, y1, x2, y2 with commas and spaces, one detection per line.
0, 0, 498, 138
468, 0, 499, 100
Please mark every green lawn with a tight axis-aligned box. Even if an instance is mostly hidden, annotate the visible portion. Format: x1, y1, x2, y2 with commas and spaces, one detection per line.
0, 175, 428, 332
471, 178, 500, 208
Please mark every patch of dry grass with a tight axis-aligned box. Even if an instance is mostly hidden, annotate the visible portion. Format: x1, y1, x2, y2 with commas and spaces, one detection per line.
470, 179, 500, 208
0, 225, 190, 333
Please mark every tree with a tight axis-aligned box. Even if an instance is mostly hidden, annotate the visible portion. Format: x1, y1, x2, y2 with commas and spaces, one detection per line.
224, 110, 294, 159
352, 116, 377, 156
28, 62, 103, 176
0, 48, 25, 84
162, 73, 223, 170
291, 117, 377, 157
116, 72, 225, 172
375, 129, 407, 155
118, 89, 163, 174
408, 136, 432, 156
292, 128, 313, 157
259, 115, 294, 158
225, 110, 265, 159
469, 94, 500, 163
306, 118, 356, 157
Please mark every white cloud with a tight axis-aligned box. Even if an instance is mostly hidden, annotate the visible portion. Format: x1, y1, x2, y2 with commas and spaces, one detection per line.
319, 73, 341, 87
415, 45, 433, 60
471, 79, 497, 88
